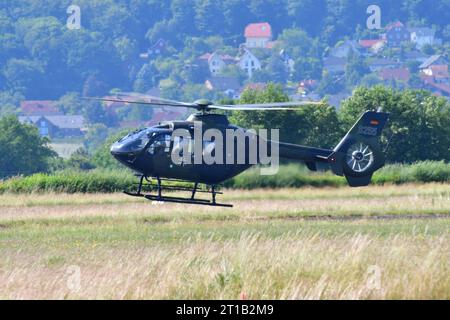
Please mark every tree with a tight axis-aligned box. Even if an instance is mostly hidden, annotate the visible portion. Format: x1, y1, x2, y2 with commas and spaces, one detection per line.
316, 71, 344, 96
56, 92, 83, 115
65, 148, 95, 171
339, 86, 450, 163
3, 59, 45, 98
229, 83, 340, 147
133, 63, 159, 93
265, 56, 289, 84
292, 57, 323, 81
0, 116, 57, 177
345, 51, 370, 87
360, 74, 383, 87
92, 130, 130, 170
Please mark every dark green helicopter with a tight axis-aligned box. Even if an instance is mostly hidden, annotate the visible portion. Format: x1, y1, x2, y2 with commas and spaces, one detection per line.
90, 94, 389, 207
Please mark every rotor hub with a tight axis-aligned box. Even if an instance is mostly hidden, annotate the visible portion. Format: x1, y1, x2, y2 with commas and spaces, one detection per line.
352, 151, 364, 161
194, 99, 213, 107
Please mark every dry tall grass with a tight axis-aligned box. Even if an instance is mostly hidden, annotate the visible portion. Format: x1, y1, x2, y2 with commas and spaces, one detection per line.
1, 233, 448, 299
0, 184, 449, 300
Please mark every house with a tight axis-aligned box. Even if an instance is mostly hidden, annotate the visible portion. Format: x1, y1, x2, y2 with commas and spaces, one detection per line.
140, 39, 166, 59
244, 23, 273, 49
298, 80, 318, 95
205, 77, 241, 98
419, 55, 448, 75
237, 49, 261, 78
198, 52, 236, 75
385, 22, 410, 47
379, 68, 410, 84
323, 57, 346, 74
409, 27, 435, 49
424, 82, 450, 98
330, 40, 359, 58
421, 65, 450, 85
404, 51, 429, 64
368, 58, 400, 72
20, 100, 62, 116
19, 115, 86, 138
358, 39, 386, 54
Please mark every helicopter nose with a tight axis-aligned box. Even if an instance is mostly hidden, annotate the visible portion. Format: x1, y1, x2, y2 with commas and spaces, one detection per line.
110, 142, 138, 164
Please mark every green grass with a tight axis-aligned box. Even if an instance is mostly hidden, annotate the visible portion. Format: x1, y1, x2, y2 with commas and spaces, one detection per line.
1, 161, 449, 194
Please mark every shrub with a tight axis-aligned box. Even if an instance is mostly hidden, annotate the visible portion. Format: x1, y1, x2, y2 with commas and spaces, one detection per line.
0, 162, 448, 194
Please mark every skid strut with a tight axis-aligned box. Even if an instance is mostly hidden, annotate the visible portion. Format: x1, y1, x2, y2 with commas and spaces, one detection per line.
123, 175, 232, 207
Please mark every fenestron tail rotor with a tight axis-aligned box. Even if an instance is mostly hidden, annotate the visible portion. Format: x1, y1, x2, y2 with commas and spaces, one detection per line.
83, 94, 325, 112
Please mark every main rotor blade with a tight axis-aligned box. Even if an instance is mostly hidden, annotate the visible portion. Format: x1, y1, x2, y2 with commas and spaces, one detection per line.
83, 97, 197, 109
210, 101, 324, 111
114, 92, 189, 106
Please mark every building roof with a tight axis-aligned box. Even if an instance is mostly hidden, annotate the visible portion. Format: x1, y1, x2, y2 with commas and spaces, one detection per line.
409, 27, 435, 37
245, 23, 272, 38
368, 58, 399, 66
20, 101, 61, 116
429, 65, 450, 78
324, 57, 347, 66
419, 55, 446, 69
199, 52, 236, 63
242, 83, 267, 92
385, 21, 404, 31
379, 68, 410, 82
426, 82, 450, 96
205, 77, 241, 92
405, 51, 428, 60
359, 39, 385, 49
19, 115, 85, 129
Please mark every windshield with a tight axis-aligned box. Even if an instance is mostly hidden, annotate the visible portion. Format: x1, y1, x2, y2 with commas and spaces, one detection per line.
112, 129, 153, 153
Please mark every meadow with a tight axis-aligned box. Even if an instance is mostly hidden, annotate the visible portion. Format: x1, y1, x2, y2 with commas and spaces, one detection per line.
0, 184, 449, 300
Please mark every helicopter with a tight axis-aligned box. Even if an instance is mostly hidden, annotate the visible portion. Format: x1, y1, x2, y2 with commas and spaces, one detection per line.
88, 94, 389, 207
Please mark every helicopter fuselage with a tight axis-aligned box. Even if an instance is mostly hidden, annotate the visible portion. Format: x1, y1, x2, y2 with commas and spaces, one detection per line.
111, 113, 261, 184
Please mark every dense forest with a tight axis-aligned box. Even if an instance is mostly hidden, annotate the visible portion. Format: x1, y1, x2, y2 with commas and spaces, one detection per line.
1, 0, 450, 106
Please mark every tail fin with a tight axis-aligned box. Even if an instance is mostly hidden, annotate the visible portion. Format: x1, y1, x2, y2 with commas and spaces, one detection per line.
328, 111, 389, 187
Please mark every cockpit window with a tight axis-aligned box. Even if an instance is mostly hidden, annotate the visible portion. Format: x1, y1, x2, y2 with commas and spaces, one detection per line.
113, 129, 152, 153
148, 134, 171, 154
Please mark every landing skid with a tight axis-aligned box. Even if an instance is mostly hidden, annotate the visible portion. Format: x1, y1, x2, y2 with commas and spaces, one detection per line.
123, 175, 233, 208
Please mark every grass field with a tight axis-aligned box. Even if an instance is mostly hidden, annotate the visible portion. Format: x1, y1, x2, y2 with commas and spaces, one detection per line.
0, 184, 449, 300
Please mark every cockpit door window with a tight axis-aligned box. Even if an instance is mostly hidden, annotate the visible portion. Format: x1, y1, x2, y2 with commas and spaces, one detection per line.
148, 134, 171, 154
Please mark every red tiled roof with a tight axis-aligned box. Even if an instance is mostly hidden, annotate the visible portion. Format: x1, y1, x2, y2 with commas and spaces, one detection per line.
243, 83, 267, 91
245, 23, 272, 38
199, 53, 212, 60
385, 21, 404, 31
21, 101, 60, 115
429, 65, 449, 78
427, 82, 450, 95
379, 68, 410, 82
359, 39, 385, 48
